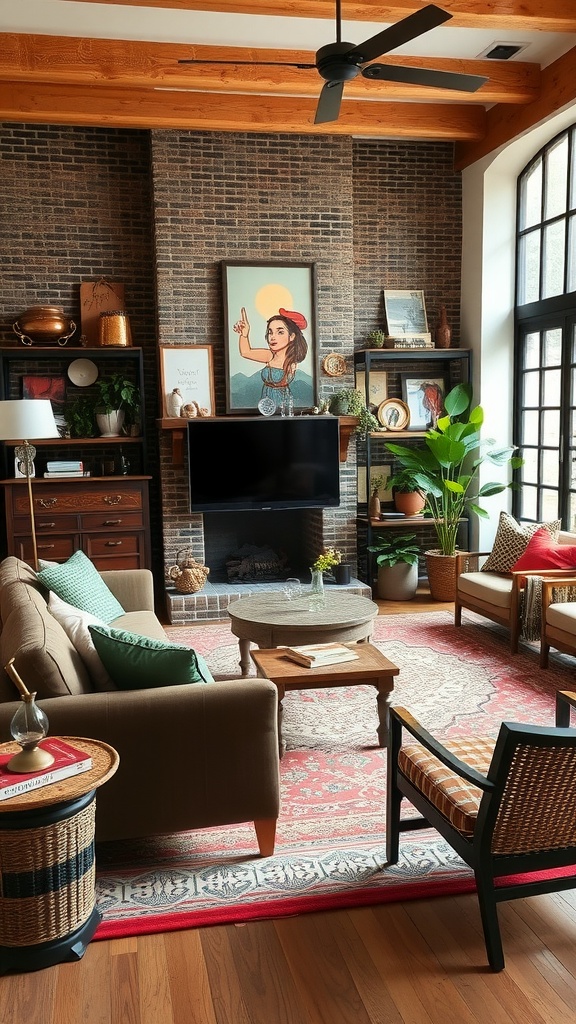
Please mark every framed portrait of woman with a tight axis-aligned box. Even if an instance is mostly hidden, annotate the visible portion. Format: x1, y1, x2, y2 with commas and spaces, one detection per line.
222, 260, 318, 414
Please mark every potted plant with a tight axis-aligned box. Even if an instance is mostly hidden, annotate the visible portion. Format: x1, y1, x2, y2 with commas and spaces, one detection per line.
384, 382, 523, 600
64, 395, 97, 439
327, 387, 379, 438
93, 373, 141, 437
367, 533, 420, 601
367, 329, 386, 349
387, 468, 426, 516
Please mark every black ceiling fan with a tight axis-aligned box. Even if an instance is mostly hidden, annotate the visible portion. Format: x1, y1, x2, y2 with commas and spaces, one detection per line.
178, 2, 488, 125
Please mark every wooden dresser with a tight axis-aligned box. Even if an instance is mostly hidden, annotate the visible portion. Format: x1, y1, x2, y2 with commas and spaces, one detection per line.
0, 476, 151, 570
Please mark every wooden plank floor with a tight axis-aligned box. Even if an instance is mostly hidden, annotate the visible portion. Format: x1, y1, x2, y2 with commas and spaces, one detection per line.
3, 593, 576, 1023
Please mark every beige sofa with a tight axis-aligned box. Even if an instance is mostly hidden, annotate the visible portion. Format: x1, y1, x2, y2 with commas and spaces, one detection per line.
0, 556, 280, 852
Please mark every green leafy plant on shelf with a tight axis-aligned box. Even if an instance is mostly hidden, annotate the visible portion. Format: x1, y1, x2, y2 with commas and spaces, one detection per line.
384, 382, 523, 557
64, 395, 97, 438
93, 373, 140, 424
327, 387, 379, 438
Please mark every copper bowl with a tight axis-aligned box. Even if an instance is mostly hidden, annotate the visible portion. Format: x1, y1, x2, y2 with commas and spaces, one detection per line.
13, 305, 76, 346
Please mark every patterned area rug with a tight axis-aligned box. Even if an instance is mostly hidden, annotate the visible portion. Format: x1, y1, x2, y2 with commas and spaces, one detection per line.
94, 610, 574, 940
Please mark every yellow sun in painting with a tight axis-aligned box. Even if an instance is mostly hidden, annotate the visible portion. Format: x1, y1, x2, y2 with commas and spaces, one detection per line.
254, 284, 294, 321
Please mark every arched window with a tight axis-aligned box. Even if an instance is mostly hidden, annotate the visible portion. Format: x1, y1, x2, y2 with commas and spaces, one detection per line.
514, 125, 576, 528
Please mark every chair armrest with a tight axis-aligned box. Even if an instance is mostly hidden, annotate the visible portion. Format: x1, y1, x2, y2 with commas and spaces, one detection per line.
99, 568, 155, 612
389, 706, 493, 791
455, 551, 492, 573
555, 690, 576, 727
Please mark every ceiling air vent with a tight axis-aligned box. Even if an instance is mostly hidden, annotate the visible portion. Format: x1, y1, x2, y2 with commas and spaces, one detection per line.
477, 42, 529, 60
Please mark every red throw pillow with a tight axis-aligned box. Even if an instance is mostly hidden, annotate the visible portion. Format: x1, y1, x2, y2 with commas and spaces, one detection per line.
511, 528, 576, 571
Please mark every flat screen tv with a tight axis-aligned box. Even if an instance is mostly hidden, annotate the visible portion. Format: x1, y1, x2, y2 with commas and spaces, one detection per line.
187, 416, 341, 512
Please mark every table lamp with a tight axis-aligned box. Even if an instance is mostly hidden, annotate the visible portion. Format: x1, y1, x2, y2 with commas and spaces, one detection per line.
0, 400, 59, 571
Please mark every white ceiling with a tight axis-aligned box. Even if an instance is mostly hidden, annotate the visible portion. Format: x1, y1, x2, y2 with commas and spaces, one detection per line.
0, 0, 574, 66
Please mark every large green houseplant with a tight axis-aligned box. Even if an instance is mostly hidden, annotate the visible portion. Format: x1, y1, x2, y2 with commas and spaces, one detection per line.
384, 382, 522, 599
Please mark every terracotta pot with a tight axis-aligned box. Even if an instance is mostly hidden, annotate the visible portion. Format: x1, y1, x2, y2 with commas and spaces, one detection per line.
425, 550, 457, 601
394, 490, 426, 516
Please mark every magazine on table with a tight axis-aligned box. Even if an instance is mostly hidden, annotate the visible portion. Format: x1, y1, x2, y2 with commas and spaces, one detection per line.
0, 738, 92, 801
284, 642, 360, 668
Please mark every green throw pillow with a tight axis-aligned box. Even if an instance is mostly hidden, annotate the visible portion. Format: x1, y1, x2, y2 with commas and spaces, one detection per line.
37, 550, 125, 624
88, 625, 214, 689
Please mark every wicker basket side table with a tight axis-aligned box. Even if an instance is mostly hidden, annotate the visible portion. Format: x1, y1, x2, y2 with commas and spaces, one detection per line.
0, 737, 119, 975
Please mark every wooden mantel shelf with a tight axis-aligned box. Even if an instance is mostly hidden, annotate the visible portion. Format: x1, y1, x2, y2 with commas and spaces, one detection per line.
157, 415, 359, 465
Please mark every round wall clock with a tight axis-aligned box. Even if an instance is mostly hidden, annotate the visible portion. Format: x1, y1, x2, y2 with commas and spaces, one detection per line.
322, 352, 347, 377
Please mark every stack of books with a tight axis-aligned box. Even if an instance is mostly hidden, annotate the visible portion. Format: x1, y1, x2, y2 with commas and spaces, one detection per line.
44, 460, 87, 478
0, 738, 93, 801
284, 642, 360, 668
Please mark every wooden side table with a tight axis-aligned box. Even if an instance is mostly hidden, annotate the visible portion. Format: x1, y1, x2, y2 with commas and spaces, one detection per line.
0, 737, 119, 975
251, 643, 399, 757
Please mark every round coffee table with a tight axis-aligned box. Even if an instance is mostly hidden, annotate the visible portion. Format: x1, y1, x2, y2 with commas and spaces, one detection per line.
227, 591, 379, 677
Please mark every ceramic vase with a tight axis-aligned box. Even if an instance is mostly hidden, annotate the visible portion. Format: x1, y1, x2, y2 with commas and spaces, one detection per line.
435, 306, 452, 349
368, 490, 381, 519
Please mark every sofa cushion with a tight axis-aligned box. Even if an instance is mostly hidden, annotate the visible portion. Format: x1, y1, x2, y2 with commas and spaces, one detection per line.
0, 599, 94, 700
88, 625, 215, 689
37, 550, 124, 623
0, 556, 45, 628
511, 527, 576, 572
47, 592, 115, 692
457, 571, 513, 609
481, 513, 561, 574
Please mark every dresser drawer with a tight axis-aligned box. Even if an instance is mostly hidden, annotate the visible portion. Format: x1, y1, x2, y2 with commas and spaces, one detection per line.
80, 511, 144, 531
12, 514, 78, 535
25, 486, 145, 515
84, 534, 141, 558
15, 536, 77, 563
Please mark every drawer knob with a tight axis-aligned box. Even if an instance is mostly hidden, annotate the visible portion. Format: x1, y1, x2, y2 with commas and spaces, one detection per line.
37, 544, 55, 550
38, 498, 57, 509
103, 519, 122, 526
37, 522, 56, 529
104, 495, 122, 506
106, 541, 123, 547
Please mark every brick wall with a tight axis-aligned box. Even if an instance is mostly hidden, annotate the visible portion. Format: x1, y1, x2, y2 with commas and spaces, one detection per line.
0, 123, 462, 600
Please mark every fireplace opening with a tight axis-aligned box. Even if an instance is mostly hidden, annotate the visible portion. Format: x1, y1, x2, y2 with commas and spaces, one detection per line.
202, 509, 323, 583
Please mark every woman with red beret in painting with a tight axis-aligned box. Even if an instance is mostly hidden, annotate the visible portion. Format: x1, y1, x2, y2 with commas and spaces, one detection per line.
233, 306, 308, 409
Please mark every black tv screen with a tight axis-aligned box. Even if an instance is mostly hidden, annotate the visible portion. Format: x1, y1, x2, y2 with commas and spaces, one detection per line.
187, 416, 341, 512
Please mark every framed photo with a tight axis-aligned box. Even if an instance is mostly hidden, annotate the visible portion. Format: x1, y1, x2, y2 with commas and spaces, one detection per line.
400, 375, 446, 430
377, 397, 410, 431
159, 345, 215, 417
357, 464, 392, 504
383, 289, 428, 337
22, 374, 68, 437
355, 369, 387, 411
222, 260, 318, 414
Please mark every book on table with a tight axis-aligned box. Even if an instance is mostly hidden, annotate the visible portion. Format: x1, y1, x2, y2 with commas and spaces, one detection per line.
283, 642, 360, 668
0, 738, 93, 801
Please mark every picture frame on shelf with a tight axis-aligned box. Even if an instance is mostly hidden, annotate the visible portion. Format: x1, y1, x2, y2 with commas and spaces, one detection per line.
355, 369, 387, 411
357, 464, 392, 504
222, 259, 318, 414
22, 374, 68, 437
159, 345, 215, 417
383, 289, 428, 337
377, 397, 410, 431
400, 374, 446, 430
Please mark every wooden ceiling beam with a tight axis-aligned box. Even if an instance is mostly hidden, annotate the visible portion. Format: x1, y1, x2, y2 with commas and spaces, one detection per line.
455, 44, 576, 169
0, 81, 486, 139
0, 34, 539, 105
57, 0, 576, 33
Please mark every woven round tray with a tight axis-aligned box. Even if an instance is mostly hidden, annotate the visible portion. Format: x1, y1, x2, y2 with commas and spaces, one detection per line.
0, 737, 119, 811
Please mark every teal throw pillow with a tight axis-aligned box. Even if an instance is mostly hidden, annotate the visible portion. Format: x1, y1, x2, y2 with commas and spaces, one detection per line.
37, 550, 124, 624
88, 625, 214, 689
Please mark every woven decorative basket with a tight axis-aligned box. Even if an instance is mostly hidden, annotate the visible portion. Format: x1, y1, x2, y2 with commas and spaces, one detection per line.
166, 549, 210, 593
425, 549, 457, 602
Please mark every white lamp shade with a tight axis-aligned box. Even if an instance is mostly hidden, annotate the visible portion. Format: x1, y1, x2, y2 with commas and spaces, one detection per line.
0, 400, 59, 441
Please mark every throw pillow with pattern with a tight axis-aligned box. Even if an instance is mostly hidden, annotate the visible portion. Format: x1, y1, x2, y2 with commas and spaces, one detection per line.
481, 512, 561, 574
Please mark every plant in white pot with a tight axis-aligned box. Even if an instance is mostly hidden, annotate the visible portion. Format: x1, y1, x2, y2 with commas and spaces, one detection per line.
93, 373, 140, 437
367, 533, 420, 601
384, 382, 523, 601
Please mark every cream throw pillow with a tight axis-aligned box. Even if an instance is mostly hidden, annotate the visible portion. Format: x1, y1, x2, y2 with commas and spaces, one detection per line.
481, 512, 561, 574
48, 592, 115, 691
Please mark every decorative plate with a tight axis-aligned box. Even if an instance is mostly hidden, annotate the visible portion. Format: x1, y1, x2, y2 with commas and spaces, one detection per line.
67, 358, 98, 387
322, 352, 347, 377
257, 397, 276, 417
377, 398, 410, 431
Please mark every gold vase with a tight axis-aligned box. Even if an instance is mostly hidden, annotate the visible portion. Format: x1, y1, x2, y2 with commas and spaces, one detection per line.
98, 310, 132, 347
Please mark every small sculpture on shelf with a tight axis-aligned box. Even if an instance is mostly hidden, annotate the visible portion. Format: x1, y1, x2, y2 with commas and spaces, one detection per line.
434, 305, 452, 349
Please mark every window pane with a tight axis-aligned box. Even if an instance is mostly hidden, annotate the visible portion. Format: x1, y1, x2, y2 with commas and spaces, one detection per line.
569, 493, 576, 532
542, 490, 560, 521
543, 220, 565, 298
543, 367, 561, 405
544, 135, 568, 220
523, 332, 540, 369
541, 449, 559, 486
522, 448, 539, 483
518, 230, 541, 303
521, 485, 538, 520
543, 328, 562, 366
543, 409, 560, 446
520, 157, 542, 229
568, 214, 576, 292
522, 370, 540, 406
522, 409, 539, 445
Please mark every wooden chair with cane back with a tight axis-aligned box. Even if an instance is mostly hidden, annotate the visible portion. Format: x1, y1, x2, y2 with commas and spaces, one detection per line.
386, 691, 576, 971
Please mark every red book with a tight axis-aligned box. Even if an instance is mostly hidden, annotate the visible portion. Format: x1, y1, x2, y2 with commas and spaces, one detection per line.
0, 738, 92, 801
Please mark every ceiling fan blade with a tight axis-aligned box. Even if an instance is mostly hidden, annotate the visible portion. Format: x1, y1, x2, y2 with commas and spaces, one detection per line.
178, 58, 316, 69
314, 81, 344, 124
345, 4, 452, 65
363, 63, 487, 93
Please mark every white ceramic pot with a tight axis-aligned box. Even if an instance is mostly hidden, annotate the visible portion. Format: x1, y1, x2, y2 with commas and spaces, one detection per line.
376, 561, 418, 601
96, 409, 125, 437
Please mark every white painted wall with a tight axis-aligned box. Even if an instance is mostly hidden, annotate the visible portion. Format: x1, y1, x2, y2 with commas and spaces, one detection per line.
461, 101, 576, 549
